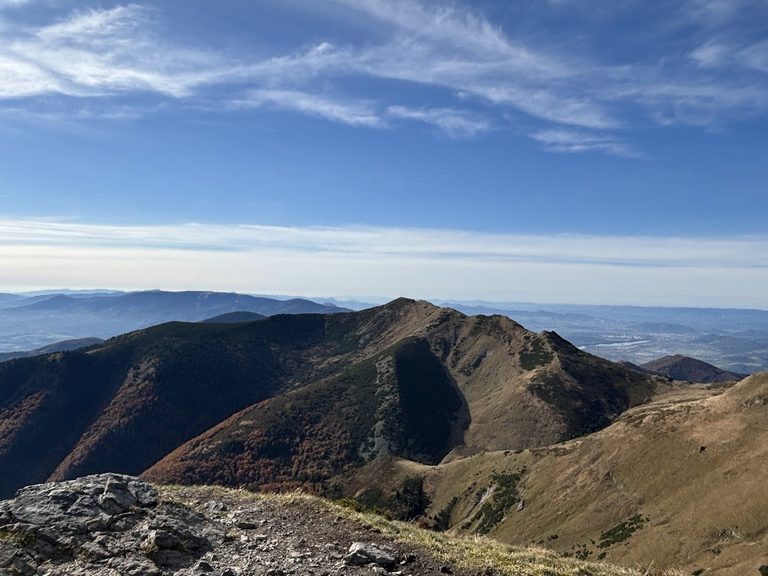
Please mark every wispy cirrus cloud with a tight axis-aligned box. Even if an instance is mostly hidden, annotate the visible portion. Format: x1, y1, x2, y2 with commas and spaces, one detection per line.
386, 106, 489, 138
1, 219, 766, 307
35, 3, 148, 42
3, 4, 243, 98
530, 129, 639, 158
690, 39, 768, 74
1, 0, 767, 153
233, 89, 385, 128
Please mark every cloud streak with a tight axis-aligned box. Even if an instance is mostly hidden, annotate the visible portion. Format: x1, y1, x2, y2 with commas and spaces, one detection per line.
1, 219, 766, 307
529, 129, 639, 157
2, 219, 767, 267
233, 89, 385, 128
386, 106, 489, 137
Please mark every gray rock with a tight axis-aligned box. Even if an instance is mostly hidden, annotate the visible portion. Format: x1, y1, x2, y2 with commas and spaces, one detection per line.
9, 473, 158, 531
0, 542, 17, 569
0, 476, 427, 576
0, 474, 218, 575
204, 501, 228, 513
343, 542, 397, 568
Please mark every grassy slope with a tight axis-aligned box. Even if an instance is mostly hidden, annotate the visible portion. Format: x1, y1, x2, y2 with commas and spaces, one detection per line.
159, 485, 684, 576
640, 354, 747, 383
357, 373, 768, 576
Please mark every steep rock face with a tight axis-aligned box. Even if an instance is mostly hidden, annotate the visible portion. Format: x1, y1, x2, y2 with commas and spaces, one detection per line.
0, 299, 667, 498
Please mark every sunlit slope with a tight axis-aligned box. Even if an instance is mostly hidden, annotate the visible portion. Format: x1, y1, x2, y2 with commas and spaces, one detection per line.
366, 372, 767, 576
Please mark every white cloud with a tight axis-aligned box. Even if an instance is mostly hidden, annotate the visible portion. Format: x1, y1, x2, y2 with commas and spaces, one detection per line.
689, 39, 768, 75
0, 55, 62, 97
329, 0, 567, 78
232, 89, 385, 127
740, 40, 768, 73
386, 105, 489, 137
530, 129, 639, 157
690, 42, 732, 68
3, 5, 241, 99
1, 218, 766, 267
0, 219, 766, 307
326, 1, 616, 129
35, 4, 148, 43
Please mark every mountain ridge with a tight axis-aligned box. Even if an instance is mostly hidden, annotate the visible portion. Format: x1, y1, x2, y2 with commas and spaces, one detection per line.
200, 311, 266, 323
639, 354, 747, 383
0, 298, 667, 499
0, 290, 347, 353
0, 337, 104, 363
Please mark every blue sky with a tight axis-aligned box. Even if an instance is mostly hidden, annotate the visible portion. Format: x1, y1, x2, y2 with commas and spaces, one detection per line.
1, 0, 767, 307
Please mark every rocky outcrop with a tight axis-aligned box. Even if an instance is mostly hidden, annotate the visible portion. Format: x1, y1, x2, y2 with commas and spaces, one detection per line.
0, 474, 221, 576
0, 475, 442, 576
343, 542, 397, 568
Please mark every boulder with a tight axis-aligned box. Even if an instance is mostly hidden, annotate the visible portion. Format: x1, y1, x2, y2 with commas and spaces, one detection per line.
0, 474, 216, 575
343, 542, 397, 568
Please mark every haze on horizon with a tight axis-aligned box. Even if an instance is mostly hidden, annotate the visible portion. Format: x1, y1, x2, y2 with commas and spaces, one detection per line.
1, 0, 766, 309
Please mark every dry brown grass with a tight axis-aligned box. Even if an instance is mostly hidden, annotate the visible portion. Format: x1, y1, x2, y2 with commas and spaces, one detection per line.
160, 485, 684, 576
384, 372, 768, 576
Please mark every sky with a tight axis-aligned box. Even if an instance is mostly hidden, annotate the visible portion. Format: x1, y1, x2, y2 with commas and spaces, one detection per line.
0, 0, 767, 307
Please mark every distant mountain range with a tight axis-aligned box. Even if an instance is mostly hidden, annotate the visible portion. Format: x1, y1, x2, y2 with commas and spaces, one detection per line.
201, 311, 266, 323
434, 300, 768, 373
0, 337, 104, 363
2, 290, 766, 373
0, 290, 347, 352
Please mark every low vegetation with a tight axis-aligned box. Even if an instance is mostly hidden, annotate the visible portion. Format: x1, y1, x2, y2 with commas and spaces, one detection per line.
352, 477, 431, 521
519, 338, 554, 371
160, 485, 685, 576
597, 515, 646, 549
469, 471, 525, 535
